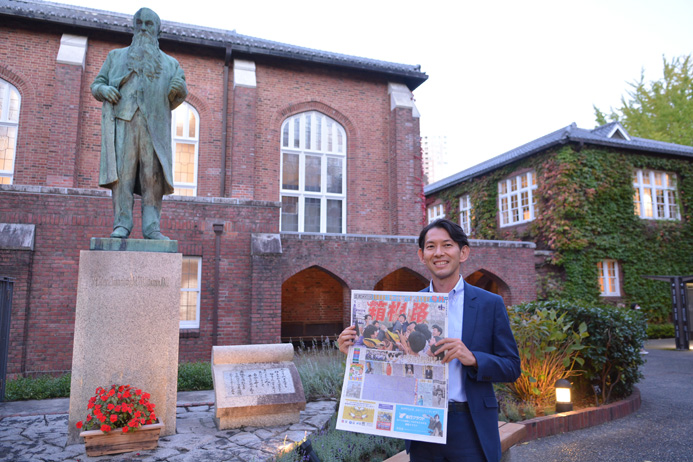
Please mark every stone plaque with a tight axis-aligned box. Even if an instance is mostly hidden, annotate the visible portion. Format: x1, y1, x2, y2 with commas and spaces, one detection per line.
211, 344, 306, 430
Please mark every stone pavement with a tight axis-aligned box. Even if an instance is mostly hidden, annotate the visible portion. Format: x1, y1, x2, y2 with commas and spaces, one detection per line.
506, 338, 693, 462
0, 389, 336, 462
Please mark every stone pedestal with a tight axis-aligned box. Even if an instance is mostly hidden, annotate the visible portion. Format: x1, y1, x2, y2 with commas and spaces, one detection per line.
67, 246, 181, 444
212, 344, 306, 429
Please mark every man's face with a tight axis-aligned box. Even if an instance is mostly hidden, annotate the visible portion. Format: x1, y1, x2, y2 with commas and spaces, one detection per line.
418, 226, 470, 288
398, 314, 406, 323
135, 10, 159, 37
432, 327, 441, 337
406, 322, 416, 333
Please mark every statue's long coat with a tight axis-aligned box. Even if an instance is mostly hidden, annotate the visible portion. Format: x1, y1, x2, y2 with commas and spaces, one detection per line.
91, 47, 187, 195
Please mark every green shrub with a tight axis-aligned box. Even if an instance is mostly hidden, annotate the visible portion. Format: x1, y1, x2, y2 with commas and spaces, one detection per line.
177, 361, 213, 391
514, 300, 646, 404
274, 413, 405, 462
505, 305, 587, 408
4, 373, 71, 401
647, 323, 675, 339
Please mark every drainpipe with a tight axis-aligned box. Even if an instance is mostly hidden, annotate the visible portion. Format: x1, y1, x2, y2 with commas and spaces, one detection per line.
212, 223, 224, 345
220, 46, 232, 197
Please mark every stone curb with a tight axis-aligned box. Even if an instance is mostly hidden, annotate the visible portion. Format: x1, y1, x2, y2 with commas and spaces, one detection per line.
519, 387, 642, 442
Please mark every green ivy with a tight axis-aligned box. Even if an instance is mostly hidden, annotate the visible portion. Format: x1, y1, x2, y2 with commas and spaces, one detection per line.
434, 144, 693, 322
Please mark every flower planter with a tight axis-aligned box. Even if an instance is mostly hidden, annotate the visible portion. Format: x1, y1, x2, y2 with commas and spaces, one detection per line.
80, 419, 164, 457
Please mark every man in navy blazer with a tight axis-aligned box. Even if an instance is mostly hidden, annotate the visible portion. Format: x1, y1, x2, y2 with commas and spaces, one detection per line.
338, 219, 520, 461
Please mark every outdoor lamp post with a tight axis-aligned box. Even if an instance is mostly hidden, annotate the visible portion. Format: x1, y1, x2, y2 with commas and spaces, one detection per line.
555, 379, 573, 413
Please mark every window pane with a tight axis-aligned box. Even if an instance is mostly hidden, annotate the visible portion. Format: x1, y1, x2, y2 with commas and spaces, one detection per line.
326, 199, 342, 233
9, 89, 19, 122
175, 106, 185, 137
327, 119, 333, 151
643, 188, 653, 217
294, 118, 300, 148
304, 198, 321, 232
316, 113, 322, 151
305, 155, 321, 192
633, 189, 641, 216
282, 153, 299, 190
181, 258, 199, 289
281, 196, 299, 232
174, 143, 195, 183
180, 291, 196, 321
188, 110, 196, 138
282, 123, 289, 147
0, 126, 16, 172
327, 157, 343, 194
0, 81, 5, 116
305, 114, 311, 149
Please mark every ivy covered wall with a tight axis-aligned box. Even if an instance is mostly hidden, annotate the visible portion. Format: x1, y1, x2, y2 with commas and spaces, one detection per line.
428, 144, 693, 322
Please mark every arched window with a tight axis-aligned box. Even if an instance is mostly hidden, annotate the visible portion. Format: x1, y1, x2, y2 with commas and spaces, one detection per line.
280, 111, 346, 233
0, 79, 20, 185
171, 102, 199, 196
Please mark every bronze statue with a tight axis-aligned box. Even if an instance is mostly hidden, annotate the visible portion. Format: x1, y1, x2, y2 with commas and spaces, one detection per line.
91, 8, 187, 240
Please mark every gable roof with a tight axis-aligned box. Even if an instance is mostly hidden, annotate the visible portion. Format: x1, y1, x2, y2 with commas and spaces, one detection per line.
0, 0, 428, 90
425, 122, 693, 195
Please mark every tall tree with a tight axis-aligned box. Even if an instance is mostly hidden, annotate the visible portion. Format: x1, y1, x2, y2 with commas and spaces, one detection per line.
594, 55, 693, 146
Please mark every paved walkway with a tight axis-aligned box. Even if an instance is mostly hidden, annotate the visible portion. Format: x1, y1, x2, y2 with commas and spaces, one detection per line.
506, 338, 693, 462
0, 390, 336, 461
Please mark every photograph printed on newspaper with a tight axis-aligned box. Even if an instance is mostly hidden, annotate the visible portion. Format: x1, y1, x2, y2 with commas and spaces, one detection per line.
336, 290, 449, 444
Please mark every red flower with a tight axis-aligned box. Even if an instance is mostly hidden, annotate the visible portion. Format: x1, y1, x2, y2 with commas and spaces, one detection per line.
87, 402, 94, 409
110, 414, 118, 423
108, 388, 115, 397
115, 405, 121, 412
118, 385, 125, 392
122, 427, 129, 433
135, 389, 142, 396
150, 413, 156, 421
107, 404, 115, 411
143, 393, 151, 400
100, 394, 108, 401
76, 421, 83, 429
86, 415, 92, 422
100, 424, 111, 432
98, 415, 106, 423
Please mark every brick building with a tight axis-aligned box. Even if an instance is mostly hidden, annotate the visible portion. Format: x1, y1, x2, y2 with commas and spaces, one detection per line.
425, 122, 693, 323
0, 0, 536, 377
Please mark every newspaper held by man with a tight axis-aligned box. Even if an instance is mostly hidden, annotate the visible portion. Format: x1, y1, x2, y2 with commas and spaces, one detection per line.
336, 290, 449, 443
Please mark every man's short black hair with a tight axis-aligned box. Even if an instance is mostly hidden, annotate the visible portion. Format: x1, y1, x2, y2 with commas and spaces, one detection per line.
418, 218, 469, 250
363, 324, 378, 338
408, 331, 426, 353
432, 324, 442, 334
415, 323, 432, 340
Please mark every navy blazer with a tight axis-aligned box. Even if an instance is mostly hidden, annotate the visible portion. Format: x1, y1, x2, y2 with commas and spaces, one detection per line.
408, 281, 521, 462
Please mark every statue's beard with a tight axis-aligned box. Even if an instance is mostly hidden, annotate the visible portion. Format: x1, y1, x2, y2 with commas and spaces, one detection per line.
127, 31, 162, 80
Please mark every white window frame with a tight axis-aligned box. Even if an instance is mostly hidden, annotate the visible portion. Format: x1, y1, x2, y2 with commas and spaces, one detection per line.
171, 102, 199, 196
180, 256, 202, 329
633, 169, 680, 220
280, 111, 347, 233
459, 194, 472, 235
0, 78, 20, 184
597, 259, 620, 297
498, 171, 537, 227
427, 203, 445, 223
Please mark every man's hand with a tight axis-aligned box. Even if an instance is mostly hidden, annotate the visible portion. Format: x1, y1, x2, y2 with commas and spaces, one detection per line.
97, 85, 121, 104
435, 337, 478, 367
337, 325, 357, 355
168, 77, 185, 102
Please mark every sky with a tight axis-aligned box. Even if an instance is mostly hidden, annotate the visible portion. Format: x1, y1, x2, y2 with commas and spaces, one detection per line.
55, 0, 693, 178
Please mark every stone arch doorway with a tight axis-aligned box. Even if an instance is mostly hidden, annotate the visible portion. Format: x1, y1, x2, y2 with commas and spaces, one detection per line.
281, 266, 347, 342
465, 269, 512, 305
374, 268, 428, 292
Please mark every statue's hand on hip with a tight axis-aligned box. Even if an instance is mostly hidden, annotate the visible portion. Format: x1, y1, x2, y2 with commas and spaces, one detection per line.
168, 77, 185, 102
98, 85, 121, 104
